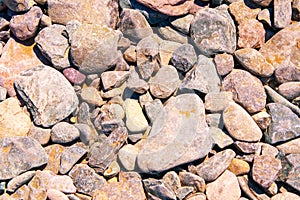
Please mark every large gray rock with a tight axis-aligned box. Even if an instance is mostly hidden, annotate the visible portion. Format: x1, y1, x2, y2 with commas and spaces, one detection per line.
136, 93, 213, 173
14, 65, 78, 127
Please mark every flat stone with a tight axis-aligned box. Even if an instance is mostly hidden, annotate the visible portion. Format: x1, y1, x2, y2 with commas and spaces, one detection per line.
10, 185, 30, 200
237, 19, 265, 49
266, 103, 300, 144
63, 68, 86, 85
196, 149, 236, 182
149, 65, 180, 99
51, 122, 80, 144
223, 102, 263, 142
28, 123, 51, 145
126, 68, 149, 94
162, 171, 181, 192
222, 69, 266, 113
274, 0, 292, 29
205, 92, 233, 113
3, 0, 35, 12
47, 189, 69, 200
229, 0, 260, 24
101, 71, 130, 91
158, 22, 188, 44
190, 5, 236, 56
234, 141, 261, 154
15, 65, 78, 127
251, 0, 272, 7
0, 98, 31, 139
10, 6, 42, 41
68, 164, 107, 196
252, 111, 272, 130
181, 55, 221, 94
143, 178, 176, 200
117, 144, 139, 171
209, 127, 234, 149
214, 53, 234, 76
35, 24, 70, 69
7, 171, 36, 192
80, 86, 105, 107
228, 158, 250, 176
206, 170, 241, 200
44, 144, 65, 174
47, 0, 119, 28
170, 44, 197, 72
278, 82, 300, 100
252, 155, 282, 188
0, 38, 43, 96
271, 192, 300, 200
169, 14, 194, 35
137, 94, 213, 173
0, 136, 48, 180
277, 138, 300, 154
159, 40, 182, 66
136, 0, 194, 16
286, 154, 300, 192
179, 171, 206, 193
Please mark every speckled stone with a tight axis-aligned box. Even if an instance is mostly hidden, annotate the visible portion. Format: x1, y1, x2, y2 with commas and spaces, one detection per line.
275, 66, 300, 84
286, 154, 300, 192
51, 122, 80, 144
159, 40, 182, 66
170, 44, 197, 72
214, 53, 234, 76
143, 178, 176, 200
276, 138, 300, 154
234, 141, 261, 154
205, 92, 233, 113
252, 111, 271, 130
237, 19, 265, 48
101, 71, 130, 91
162, 171, 181, 192
158, 21, 188, 44
179, 171, 206, 193
271, 192, 300, 200
7, 171, 36, 192
229, 0, 260, 24
278, 82, 300, 100
274, 0, 292, 29
63, 68, 86, 85
44, 144, 64, 174
169, 14, 194, 34
209, 127, 234, 149
28, 123, 51, 145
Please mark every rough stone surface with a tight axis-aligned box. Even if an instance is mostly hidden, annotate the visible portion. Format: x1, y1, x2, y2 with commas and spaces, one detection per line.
143, 178, 176, 200
209, 127, 234, 149
190, 5, 236, 56
234, 141, 261, 154
28, 123, 51, 145
229, 0, 260, 24
51, 122, 80, 144
276, 138, 300, 154
159, 40, 182, 66
44, 144, 64, 174
3, 0, 35, 12
101, 71, 130, 91
0, 136, 48, 180
228, 158, 250, 176
179, 171, 206, 193
223, 102, 263, 142
162, 171, 181, 192
158, 21, 188, 44
15, 65, 79, 127
80, 87, 105, 107
274, 0, 292, 29
63, 68, 86, 85
47, 189, 69, 200
271, 192, 300, 200
278, 82, 300, 100
7, 171, 36, 192
222, 69, 266, 113
252, 111, 271, 130
169, 14, 194, 35
205, 91, 233, 113
170, 44, 197, 72
275, 66, 300, 84
285, 154, 300, 192
214, 53, 234, 76
117, 144, 139, 171
258, 9, 271, 26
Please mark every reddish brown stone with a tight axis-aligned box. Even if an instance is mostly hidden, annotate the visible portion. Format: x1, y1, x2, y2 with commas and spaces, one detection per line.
214, 53, 234, 76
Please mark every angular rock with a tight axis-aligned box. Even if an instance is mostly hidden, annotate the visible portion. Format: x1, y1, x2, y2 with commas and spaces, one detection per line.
222, 69, 266, 113
206, 170, 241, 200
209, 127, 234, 149
158, 21, 188, 44
0, 98, 31, 139
162, 171, 181, 192
237, 19, 265, 49
137, 94, 213, 173
68, 164, 107, 196
10, 6, 42, 41
261, 143, 279, 157
0, 86, 7, 101
149, 65, 180, 99
117, 144, 139, 171
252, 111, 271, 130
228, 158, 250, 176
276, 138, 300, 154
159, 40, 182, 66
229, 0, 261, 24
143, 178, 176, 200
274, 0, 292, 29
7, 171, 35, 192
63, 68, 86, 85
176, 186, 194, 200
169, 14, 194, 35
179, 171, 206, 193
214, 53, 234, 76
35, 24, 70, 69
104, 161, 120, 178
101, 71, 130, 91
10, 185, 30, 200
126, 68, 149, 94
181, 55, 221, 94
285, 153, 300, 192
278, 82, 300, 100
190, 5, 236, 56
28, 123, 51, 145
170, 44, 197, 72
3, 0, 35, 12
196, 149, 236, 182
0, 136, 48, 180
123, 45, 137, 63
144, 99, 164, 123
47, 189, 69, 200
47, 0, 119, 28
80, 86, 105, 107
234, 141, 261, 154
266, 103, 300, 144
51, 122, 80, 144
205, 92, 233, 113
44, 144, 64, 174
258, 9, 272, 27
252, 155, 282, 188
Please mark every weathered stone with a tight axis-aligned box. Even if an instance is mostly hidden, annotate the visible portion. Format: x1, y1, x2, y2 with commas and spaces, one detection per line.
117, 144, 139, 171
0, 86, 7, 101
10, 6, 42, 41
144, 99, 164, 123
80, 86, 105, 107
229, 0, 260, 24
44, 144, 64, 174
261, 143, 279, 157
0, 98, 31, 139
104, 161, 120, 178
123, 46, 137, 63
28, 123, 51, 145
251, 0, 272, 7
176, 186, 194, 200
285, 154, 300, 192
15, 65, 78, 127
205, 92, 233, 113
278, 82, 300, 100
196, 149, 236, 182
206, 170, 241, 200
271, 192, 300, 200
186, 193, 207, 200
68, 164, 106, 196
276, 138, 300, 154
179, 171, 206, 193
10, 185, 30, 200
119, 8, 153, 42
234, 141, 261, 154
222, 69, 266, 113
170, 44, 197, 72
252, 111, 271, 130
158, 22, 188, 44
40, 14, 52, 27
276, 66, 300, 83
143, 178, 176, 200
0, 38, 43, 96
126, 68, 149, 94
252, 155, 282, 188
136, 0, 194, 16
137, 94, 213, 173
237, 20, 265, 49
3, 0, 35, 12
7, 171, 35, 192
191, 5, 236, 56
0, 136, 48, 180
228, 158, 250, 176
159, 40, 182, 66
47, 189, 69, 200
63, 68, 86, 85
214, 53, 234, 76
149, 65, 180, 99
223, 103, 263, 142
237, 175, 270, 200
48, 0, 118, 28
206, 113, 224, 129
101, 71, 130, 91
163, 171, 181, 192
209, 127, 234, 149
181, 55, 221, 94
169, 14, 194, 35
258, 9, 272, 27
51, 122, 80, 144
274, 0, 292, 29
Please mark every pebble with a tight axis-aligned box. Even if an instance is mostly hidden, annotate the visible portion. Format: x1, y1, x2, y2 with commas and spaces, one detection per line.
0, 86, 7, 101
63, 68, 86, 85
237, 175, 270, 200
276, 138, 300, 154
7, 171, 36, 192
237, 19, 265, 48
123, 45, 137, 63
176, 186, 194, 200
51, 122, 80, 144
258, 9, 272, 27
144, 99, 164, 123
206, 113, 224, 128
228, 158, 250, 176
186, 193, 207, 200
170, 44, 197, 72
104, 160, 120, 178
3, 0, 35, 12
162, 171, 181, 192
10, 185, 30, 200
205, 91, 233, 113
159, 40, 182, 66
285, 154, 300, 192
214, 53, 234, 76
126, 68, 149, 94
80, 86, 105, 107
28, 123, 51, 145
274, 0, 292, 29
252, 111, 272, 130
229, 0, 260, 24
158, 21, 188, 44
234, 141, 261, 154
143, 178, 176, 200
275, 66, 300, 83
44, 144, 65, 174
179, 171, 206, 193
117, 144, 139, 171
169, 14, 194, 35
209, 127, 234, 149
278, 82, 300, 100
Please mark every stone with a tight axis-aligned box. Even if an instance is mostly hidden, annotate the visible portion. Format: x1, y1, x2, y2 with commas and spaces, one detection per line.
251, 0, 272, 7
136, 0, 194, 16
186, 193, 207, 200
35, 24, 70, 69
190, 5, 236, 56
209, 127, 234, 149
0, 98, 31, 139
158, 22, 188, 44
271, 192, 300, 200
159, 40, 182, 66
0, 38, 43, 96
119, 8, 153, 42
10, 185, 30, 200
123, 46, 137, 63
237, 175, 270, 200
144, 99, 164, 123
15, 65, 78, 127
101, 71, 130, 91
59, 142, 87, 174
28, 123, 51, 145
229, 0, 260, 24
206, 113, 224, 129
169, 14, 194, 35
237, 19, 265, 49
258, 9, 272, 27
214, 53, 234, 76
68, 164, 107, 196
162, 171, 181, 192
63, 68, 86, 85
176, 186, 194, 200
228, 158, 250, 176
40, 14, 52, 27
285, 154, 300, 192
104, 161, 120, 178
261, 143, 279, 157
117, 144, 139, 171
205, 92, 233, 113
181, 55, 221, 94
252, 111, 271, 130
47, 0, 118, 28
47, 189, 69, 200
3, 0, 35, 12
9, 6, 42, 41
0, 86, 7, 101
252, 155, 282, 188
51, 122, 80, 144
223, 103, 263, 142
7, 171, 35, 192
0, 136, 48, 180
179, 171, 206, 193
277, 138, 300, 154
170, 44, 197, 72
137, 94, 213, 173
259, 22, 300, 70
44, 144, 64, 174
206, 170, 241, 200
222, 69, 266, 113
143, 178, 176, 200
126, 68, 149, 94
278, 82, 300, 100
80, 86, 105, 107
274, 0, 292, 29
149, 65, 180, 99
266, 103, 300, 144
234, 141, 261, 154
196, 149, 236, 182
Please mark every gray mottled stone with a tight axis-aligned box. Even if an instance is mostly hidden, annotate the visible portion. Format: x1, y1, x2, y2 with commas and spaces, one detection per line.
126, 68, 149, 94
214, 53, 234, 76
80, 86, 105, 107
252, 111, 271, 130
144, 99, 164, 123
176, 186, 194, 200
286, 154, 300, 192
210, 127, 234, 149
117, 144, 139, 171
170, 44, 197, 72
276, 138, 300, 154
51, 122, 80, 144
205, 91, 233, 113
158, 21, 188, 44
159, 40, 182, 66
274, 0, 292, 29
7, 171, 36, 192
163, 171, 181, 193
143, 178, 176, 200
179, 171, 206, 193
206, 113, 224, 129
278, 82, 300, 100
169, 14, 194, 35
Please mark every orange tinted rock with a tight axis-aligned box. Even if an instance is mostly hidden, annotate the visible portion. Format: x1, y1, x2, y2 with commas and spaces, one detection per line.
238, 19, 265, 49
44, 144, 65, 174
229, 0, 261, 24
